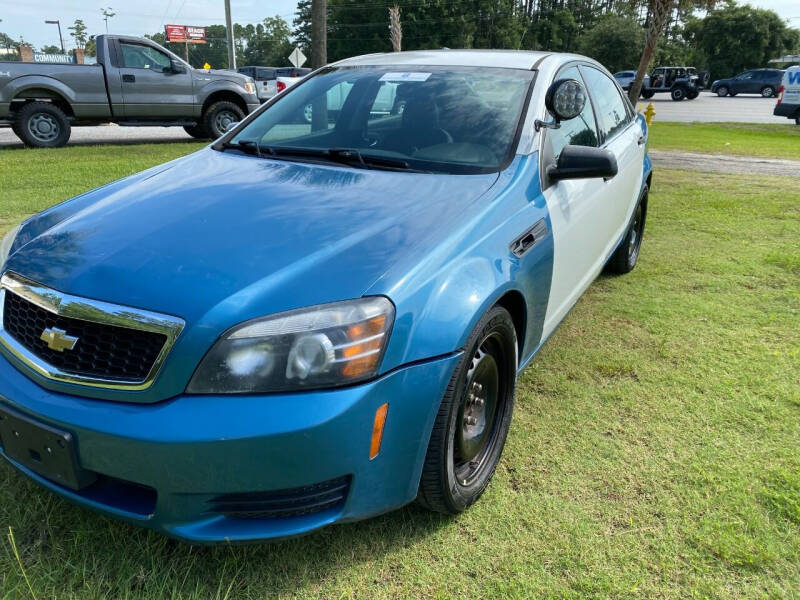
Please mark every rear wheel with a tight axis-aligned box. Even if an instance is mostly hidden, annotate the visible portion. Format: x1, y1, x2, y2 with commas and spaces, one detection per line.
687, 90, 699, 100
605, 186, 648, 275
670, 87, 686, 101
14, 101, 71, 148
760, 86, 775, 98
716, 86, 729, 97
183, 124, 209, 139
641, 90, 654, 99
202, 101, 245, 139
417, 305, 517, 514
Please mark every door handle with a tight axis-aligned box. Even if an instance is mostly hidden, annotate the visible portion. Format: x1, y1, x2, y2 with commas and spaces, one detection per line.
122, 74, 136, 83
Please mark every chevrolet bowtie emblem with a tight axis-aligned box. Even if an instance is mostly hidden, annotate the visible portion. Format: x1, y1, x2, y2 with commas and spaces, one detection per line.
40, 327, 79, 352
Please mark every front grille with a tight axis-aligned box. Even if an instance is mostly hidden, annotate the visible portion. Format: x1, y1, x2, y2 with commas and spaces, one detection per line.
2, 291, 167, 382
208, 476, 352, 520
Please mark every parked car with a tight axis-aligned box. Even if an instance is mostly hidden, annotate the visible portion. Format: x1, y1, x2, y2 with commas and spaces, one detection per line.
0, 34, 260, 147
613, 70, 650, 91
640, 66, 703, 100
0, 50, 651, 544
711, 68, 785, 98
774, 66, 800, 124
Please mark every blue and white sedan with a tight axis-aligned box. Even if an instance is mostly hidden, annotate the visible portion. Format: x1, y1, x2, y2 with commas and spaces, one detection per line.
0, 50, 652, 543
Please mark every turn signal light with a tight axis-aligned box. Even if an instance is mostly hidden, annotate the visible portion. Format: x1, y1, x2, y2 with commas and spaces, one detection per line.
369, 403, 389, 459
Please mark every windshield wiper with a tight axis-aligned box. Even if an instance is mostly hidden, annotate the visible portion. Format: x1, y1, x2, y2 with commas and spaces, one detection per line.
220, 140, 262, 157
262, 146, 423, 172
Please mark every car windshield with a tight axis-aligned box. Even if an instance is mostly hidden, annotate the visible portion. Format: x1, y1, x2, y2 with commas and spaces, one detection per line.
225, 65, 535, 175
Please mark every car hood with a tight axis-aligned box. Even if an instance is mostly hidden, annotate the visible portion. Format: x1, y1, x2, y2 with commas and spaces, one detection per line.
6, 149, 499, 330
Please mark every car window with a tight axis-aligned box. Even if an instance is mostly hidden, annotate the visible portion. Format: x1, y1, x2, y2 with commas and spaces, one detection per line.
232, 65, 534, 175
120, 43, 171, 72
581, 66, 630, 142
547, 66, 598, 159
738, 72, 754, 80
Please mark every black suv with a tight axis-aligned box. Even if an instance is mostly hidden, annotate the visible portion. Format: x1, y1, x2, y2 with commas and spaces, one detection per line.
711, 69, 784, 98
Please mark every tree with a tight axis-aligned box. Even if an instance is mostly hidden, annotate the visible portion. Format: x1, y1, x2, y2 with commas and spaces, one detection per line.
68, 19, 88, 50
628, 0, 680, 103
684, 4, 800, 79
578, 15, 645, 73
40, 44, 64, 54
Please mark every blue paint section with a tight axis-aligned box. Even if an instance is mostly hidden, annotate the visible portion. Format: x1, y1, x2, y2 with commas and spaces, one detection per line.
0, 349, 461, 543
370, 153, 553, 368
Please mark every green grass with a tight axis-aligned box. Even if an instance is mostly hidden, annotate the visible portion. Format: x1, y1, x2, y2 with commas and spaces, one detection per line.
648, 122, 800, 160
1, 134, 799, 598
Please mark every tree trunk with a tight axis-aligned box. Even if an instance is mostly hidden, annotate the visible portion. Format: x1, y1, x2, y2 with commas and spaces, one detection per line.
628, 0, 673, 104
311, 0, 327, 69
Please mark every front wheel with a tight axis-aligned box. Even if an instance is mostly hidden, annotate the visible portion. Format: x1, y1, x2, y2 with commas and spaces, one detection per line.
671, 87, 686, 101
202, 101, 245, 139
641, 90, 654, 99
716, 86, 729, 97
14, 101, 71, 148
605, 186, 648, 275
183, 124, 209, 139
687, 90, 699, 100
417, 305, 517, 514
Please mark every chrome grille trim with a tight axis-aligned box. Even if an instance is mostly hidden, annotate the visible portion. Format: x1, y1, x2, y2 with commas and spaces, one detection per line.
0, 271, 185, 390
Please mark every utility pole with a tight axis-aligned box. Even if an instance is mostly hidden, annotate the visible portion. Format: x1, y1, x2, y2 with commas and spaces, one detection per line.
101, 8, 115, 34
224, 0, 236, 70
311, 0, 327, 69
389, 6, 402, 52
44, 19, 65, 53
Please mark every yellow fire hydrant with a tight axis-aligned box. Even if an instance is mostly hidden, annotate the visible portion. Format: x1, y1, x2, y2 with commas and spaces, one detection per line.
642, 102, 656, 126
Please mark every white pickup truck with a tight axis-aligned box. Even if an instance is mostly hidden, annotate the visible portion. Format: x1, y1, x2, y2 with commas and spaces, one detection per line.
236, 66, 311, 103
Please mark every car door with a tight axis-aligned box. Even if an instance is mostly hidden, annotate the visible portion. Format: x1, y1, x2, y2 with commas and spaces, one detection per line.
733, 71, 754, 94
540, 64, 643, 337
118, 41, 194, 118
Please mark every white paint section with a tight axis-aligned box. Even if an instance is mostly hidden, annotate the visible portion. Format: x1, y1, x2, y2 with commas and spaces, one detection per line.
541, 122, 644, 339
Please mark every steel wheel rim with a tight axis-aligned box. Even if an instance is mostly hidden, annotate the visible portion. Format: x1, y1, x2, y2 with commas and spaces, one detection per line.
628, 202, 644, 261
303, 104, 313, 123
28, 113, 59, 142
214, 110, 237, 134
454, 332, 506, 487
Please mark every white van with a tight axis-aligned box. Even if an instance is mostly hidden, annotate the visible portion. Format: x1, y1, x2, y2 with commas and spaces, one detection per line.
774, 66, 800, 125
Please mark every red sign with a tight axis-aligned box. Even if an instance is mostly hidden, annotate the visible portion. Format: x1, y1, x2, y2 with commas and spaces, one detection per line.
165, 24, 206, 43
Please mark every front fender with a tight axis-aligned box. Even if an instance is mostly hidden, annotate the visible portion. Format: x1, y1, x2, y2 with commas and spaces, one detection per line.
197, 80, 250, 105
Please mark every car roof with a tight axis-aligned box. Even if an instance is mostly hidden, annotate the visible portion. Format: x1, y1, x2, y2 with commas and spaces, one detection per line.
334, 49, 551, 70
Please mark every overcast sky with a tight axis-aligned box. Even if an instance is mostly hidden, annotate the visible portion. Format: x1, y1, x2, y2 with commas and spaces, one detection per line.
2, 0, 798, 51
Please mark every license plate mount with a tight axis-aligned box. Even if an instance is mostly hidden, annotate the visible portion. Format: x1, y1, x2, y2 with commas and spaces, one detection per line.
0, 404, 96, 491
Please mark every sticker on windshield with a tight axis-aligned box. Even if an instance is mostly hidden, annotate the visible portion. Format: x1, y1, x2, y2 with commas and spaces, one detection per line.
379, 72, 432, 82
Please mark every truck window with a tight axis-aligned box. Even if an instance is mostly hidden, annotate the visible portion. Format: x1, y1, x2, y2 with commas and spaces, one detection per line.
121, 43, 171, 72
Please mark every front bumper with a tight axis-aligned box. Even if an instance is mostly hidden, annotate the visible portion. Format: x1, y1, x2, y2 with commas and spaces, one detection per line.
0, 351, 459, 543
774, 103, 799, 118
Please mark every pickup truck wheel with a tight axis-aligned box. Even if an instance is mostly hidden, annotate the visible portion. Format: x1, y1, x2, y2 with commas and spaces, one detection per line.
417, 305, 516, 514
670, 87, 686, 101
605, 186, 648, 275
183, 124, 209, 140
15, 102, 71, 148
203, 101, 245, 139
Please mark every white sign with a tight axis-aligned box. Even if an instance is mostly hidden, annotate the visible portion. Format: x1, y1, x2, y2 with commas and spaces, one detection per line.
379, 72, 432, 82
288, 47, 307, 69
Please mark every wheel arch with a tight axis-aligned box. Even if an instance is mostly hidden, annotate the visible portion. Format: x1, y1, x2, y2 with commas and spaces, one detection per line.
10, 81, 75, 119
200, 88, 248, 116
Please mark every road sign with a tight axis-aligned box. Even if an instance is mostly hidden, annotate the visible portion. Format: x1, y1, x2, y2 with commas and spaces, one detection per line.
288, 47, 307, 69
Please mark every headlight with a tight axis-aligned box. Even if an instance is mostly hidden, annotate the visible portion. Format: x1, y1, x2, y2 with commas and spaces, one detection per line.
187, 297, 394, 394
0, 224, 21, 269
243, 81, 256, 95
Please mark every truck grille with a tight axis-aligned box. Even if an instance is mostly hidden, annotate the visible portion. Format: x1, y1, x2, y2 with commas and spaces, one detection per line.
208, 476, 352, 520
3, 290, 167, 382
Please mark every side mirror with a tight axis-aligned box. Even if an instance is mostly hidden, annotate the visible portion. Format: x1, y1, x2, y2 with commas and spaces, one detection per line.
224, 121, 240, 133
169, 61, 186, 74
536, 78, 587, 131
547, 145, 618, 181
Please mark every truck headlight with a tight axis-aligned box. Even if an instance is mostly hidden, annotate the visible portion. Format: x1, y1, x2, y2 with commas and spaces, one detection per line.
0, 224, 21, 270
243, 81, 256, 95
187, 297, 394, 394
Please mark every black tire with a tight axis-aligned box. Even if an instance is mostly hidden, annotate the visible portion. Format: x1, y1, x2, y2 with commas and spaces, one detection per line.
716, 86, 729, 97
605, 186, 648, 275
760, 86, 775, 98
641, 90, 654, 99
183, 124, 210, 139
795, 117, 799, 126
417, 305, 517, 514
202, 101, 245, 139
687, 90, 699, 100
730, 91, 738, 97
670, 87, 686, 101
14, 101, 71, 148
